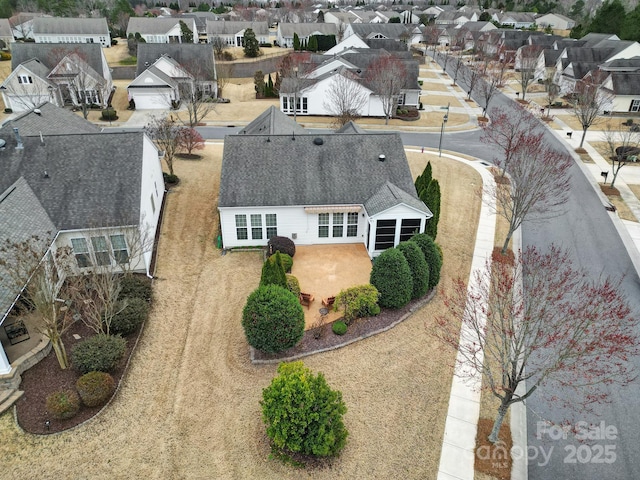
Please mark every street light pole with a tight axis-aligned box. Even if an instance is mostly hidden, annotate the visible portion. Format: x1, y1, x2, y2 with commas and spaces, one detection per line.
438, 102, 450, 157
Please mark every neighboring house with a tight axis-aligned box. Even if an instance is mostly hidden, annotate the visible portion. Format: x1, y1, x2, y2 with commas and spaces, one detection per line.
325, 34, 369, 55
344, 23, 412, 45
276, 23, 338, 48
600, 72, 640, 113
128, 43, 216, 109
32, 17, 111, 47
492, 12, 536, 29
238, 105, 308, 135
206, 20, 269, 46
435, 10, 478, 26
9, 12, 44, 40
279, 50, 420, 118
0, 19, 14, 50
0, 43, 113, 113
218, 110, 432, 259
178, 12, 219, 40
535, 13, 576, 30
457, 21, 497, 51
126, 17, 197, 44
0, 103, 165, 374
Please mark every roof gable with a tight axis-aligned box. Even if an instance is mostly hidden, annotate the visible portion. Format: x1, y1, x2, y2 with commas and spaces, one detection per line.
135, 43, 215, 78
10, 43, 108, 79
3, 102, 100, 135
239, 106, 309, 135
33, 17, 109, 35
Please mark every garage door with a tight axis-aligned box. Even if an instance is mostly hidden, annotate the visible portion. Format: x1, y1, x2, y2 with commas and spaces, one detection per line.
130, 91, 169, 110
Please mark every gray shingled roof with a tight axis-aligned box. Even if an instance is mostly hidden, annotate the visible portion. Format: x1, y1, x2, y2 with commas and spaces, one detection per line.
610, 73, 640, 95
347, 23, 410, 40
33, 17, 109, 35
364, 38, 408, 51
365, 181, 431, 216
0, 130, 145, 230
126, 17, 182, 36
135, 43, 215, 78
601, 57, 640, 71
2, 102, 100, 136
0, 18, 12, 38
0, 177, 56, 322
206, 20, 269, 36
278, 23, 337, 37
10, 43, 108, 78
580, 33, 619, 48
335, 121, 366, 134
219, 133, 428, 215
239, 106, 308, 135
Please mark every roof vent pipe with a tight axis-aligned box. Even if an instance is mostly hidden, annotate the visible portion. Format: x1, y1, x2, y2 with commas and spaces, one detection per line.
378, 154, 386, 162
13, 127, 23, 150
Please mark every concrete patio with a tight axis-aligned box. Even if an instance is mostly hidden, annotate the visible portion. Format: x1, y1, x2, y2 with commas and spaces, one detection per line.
292, 244, 372, 329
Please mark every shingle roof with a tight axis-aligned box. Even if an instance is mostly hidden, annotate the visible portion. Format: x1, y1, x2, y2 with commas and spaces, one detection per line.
363, 38, 407, 51
609, 73, 640, 95
33, 17, 109, 35
10, 43, 108, 78
0, 130, 145, 230
0, 177, 56, 321
601, 57, 640, 71
126, 17, 182, 36
580, 33, 619, 48
219, 133, 427, 214
0, 18, 12, 37
135, 43, 215, 78
2, 102, 100, 136
347, 23, 410, 40
239, 106, 308, 135
544, 49, 562, 67
206, 20, 269, 36
365, 181, 431, 216
278, 23, 337, 37
335, 121, 366, 134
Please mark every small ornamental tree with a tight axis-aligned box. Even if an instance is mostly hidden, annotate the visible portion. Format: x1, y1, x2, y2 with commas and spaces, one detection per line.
370, 247, 413, 309
397, 241, 429, 299
293, 32, 301, 51
410, 233, 443, 290
260, 251, 287, 288
242, 285, 304, 353
334, 284, 380, 324
261, 361, 348, 457
424, 179, 441, 239
243, 28, 260, 58
177, 127, 205, 155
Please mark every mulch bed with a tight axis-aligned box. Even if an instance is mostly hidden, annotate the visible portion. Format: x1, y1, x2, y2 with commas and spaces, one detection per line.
15, 321, 141, 435
474, 417, 513, 480
252, 291, 435, 363
601, 185, 620, 196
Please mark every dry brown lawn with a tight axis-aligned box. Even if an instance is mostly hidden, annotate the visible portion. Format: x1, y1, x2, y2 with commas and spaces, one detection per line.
102, 39, 130, 64
74, 79, 134, 124
422, 94, 463, 108
553, 114, 633, 132
420, 71, 441, 79
422, 82, 449, 93
0, 146, 483, 479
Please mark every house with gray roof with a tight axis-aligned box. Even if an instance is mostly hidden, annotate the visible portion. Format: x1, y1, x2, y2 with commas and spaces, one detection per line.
343, 23, 412, 47
126, 17, 197, 44
32, 17, 110, 47
238, 105, 308, 135
128, 43, 217, 109
218, 118, 431, 258
0, 43, 113, 113
600, 72, 640, 113
276, 23, 338, 48
206, 20, 269, 47
0, 105, 165, 374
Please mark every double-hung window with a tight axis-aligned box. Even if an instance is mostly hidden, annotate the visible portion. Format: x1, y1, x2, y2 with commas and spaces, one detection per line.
347, 212, 358, 237
266, 214, 277, 239
251, 214, 263, 240
71, 238, 92, 268
318, 213, 329, 238
235, 214, 248, 240
333, 213, 344, 237
110, 234, 129, 264
631, 99, 640, 112
91, 236, 111, 266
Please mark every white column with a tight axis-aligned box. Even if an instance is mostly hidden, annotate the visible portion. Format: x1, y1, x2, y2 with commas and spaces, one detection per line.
0, 346, 11, 375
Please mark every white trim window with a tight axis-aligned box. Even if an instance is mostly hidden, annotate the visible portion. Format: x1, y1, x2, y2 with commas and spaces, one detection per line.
251, 214, 263, 240
630, 99, 640, 113
110, 234, 129, 264
318, 213, 329, 238
18, 75, 33, 84
71, 238, 92, 268
91, 236, 111, 266
346, 212, 358, 237
235, 214, 248, 240
266, 214, 277, 239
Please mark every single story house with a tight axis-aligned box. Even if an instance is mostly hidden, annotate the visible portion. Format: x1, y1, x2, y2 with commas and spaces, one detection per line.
32, 17, 110, 47
0, 104, 165, 375
600, 72, 640, 113
128, 43, 217, 109
491, 12, 536, 29
126, 17, 198, 44
535, 13, 576, 31
218, 115, 432, 259
0, 43, 113, 112
206, 20, 269, 46
344, 23, 412, 47
276, 23, 338, 48
0, 19, 14, 50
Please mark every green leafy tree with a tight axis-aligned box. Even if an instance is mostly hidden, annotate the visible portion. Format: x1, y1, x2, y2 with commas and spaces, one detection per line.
242, 285, 304, 353
569, 0, 585, 19
261, 361, 348, 457
243, 28, 260, 58
308, 35, 318, 52
389, 16, 401, 23
409, 233, 443, 290
424, 179, 441, 239
621, 3, 640, 41
570, 24, 584, 39
179, 20, 193, 43
260, 251, 287, 288
415, 161, 432, 196
293, 32, 301, 51
197, 2, 211, 11
397, 242, 429, 299
317, 10, 325, 22
370, 248, 413, 309
586, 0, 626, 36
334, 284, 380, 323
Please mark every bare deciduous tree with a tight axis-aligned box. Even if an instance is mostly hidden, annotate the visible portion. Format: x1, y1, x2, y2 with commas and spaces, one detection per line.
600, 123, 640, 188
543, 74, 560, 117
215, 63, 234, 98
437, 245, 638, 443
463, 61, 482, 100
475, 61, 503, 116
145, 115, 180, 175
323, 71, 368, 127
211, 36, 227, 59
366, 55, 407, 125
570, 72, 614, 149
0, 236, 75, 369
517, 45, 542, 102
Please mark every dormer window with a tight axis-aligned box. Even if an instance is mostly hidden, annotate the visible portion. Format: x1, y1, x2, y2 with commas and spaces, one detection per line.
18, 75, 33, 84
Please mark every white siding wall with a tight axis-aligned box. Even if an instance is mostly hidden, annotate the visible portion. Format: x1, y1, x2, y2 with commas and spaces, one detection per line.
1, 67, 57, 112
219, 206, 368, 249
34, 33, 111, 47
611, 95, 640, 113
138, 134, 165, 273
128, 87, 176, 109
367, 204, 427, 257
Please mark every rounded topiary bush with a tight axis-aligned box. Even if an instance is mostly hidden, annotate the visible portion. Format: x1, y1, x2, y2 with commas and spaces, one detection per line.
46, 390, 81, 420
71, 334, 127, 374
119, 275, 153, 302
370, 248, 413, 309
110, 297, 149, 336
260, 251, 287, 288
101, 108, 118, 121
271, 252, 293, 273
242, 285, 304, 353
409, 233, 443, 290
76, 371, 116, 407
267, 236, 296, 258
286, 274, 300, 297
261, 361, 348, 457
397, 241, 430, 299
334, 284, 380, 324
332, 321, 347, 335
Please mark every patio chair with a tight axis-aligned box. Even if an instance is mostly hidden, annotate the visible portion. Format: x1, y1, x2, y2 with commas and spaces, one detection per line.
299, 292, 314, 309
322, 296, 336, 310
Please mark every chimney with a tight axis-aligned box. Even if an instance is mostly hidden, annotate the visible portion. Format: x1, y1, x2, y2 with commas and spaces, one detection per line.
13, 127, 23, 150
